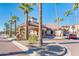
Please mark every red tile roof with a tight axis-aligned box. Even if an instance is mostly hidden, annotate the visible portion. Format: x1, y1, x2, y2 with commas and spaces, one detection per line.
45, 24, 61, 30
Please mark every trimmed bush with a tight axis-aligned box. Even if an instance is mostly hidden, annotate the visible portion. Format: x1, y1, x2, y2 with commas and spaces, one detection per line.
28, 35, 38, 44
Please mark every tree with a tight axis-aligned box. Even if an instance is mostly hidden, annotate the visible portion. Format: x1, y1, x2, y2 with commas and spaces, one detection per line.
9, 18, 13, 37
4, 22, 9, 34
55, 3, 58, 18
19, 3, 35, 40
73, 3, 79, 24
55, 17, 63, 26
64, 10, 72, 25
54, 4, 63, 26
38, 3, 43, 46
12, 16, 19, 36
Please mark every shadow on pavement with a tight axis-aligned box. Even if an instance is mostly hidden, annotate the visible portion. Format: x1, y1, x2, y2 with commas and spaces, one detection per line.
37, 45, 67, 56
0, 45, 67, 56
59, 42, 79, 44
43, 36, 55, 39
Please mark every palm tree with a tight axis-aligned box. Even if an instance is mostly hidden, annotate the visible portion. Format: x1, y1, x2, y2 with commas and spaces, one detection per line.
9, 18, 13, 37
38, 3, 43, 46
54, 4, 63, 26
55, 3, 58, 18
19, 3, 35, 40
73, 3, 79, 24
4, 22, 9, 34
12, 16, 19, 36
54, 3, 62, 26
64, 10, 72, 25
55, 17, 63, 26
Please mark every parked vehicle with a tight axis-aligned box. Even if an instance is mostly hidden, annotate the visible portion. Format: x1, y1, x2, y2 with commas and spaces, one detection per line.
69, 34, 77, 39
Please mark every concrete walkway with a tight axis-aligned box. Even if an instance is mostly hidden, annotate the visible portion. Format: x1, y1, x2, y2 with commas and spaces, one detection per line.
0, 34, 28, 56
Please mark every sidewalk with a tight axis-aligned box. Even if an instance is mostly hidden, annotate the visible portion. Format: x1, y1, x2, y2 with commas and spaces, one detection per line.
14, 39, 70, 56
0, 34, 29, 56
16, 39, 79, 56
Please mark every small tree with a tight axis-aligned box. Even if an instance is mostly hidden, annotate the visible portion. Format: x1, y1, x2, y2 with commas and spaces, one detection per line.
28, 35, 38, 44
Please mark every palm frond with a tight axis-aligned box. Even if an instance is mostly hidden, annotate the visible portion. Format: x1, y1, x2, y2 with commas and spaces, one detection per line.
55, 17, 63, 22
28, 7, 33, 13
11, 16, 19, 23
19, 6, 25, 10
4, 22, 9, 28
73, 3, 79, 10
64, 10, 72, 16
21, 3, 30, 7
19, 3, 35, 14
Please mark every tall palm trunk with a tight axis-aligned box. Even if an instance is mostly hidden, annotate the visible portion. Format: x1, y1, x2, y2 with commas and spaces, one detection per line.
75, 10, 77, 24
25, 13, 28, 40
57, 21, 60, 30
9, 20, 12, 37
5, 26, 7, 34
14, 20, 16, 36
67, 17, 69, 25
55, 3, 58, 18
57, 21, 60, 26
55, 3, 59, 26
38, 3, 43, 46
55, 3, 58, 26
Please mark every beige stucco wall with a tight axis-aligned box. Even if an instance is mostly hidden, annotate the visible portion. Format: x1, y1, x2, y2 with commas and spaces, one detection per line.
74, 25, 79, 34
55, 30, 63, 36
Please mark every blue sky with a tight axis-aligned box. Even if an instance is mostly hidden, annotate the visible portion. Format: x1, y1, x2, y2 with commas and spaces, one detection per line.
0, 3, 78, 31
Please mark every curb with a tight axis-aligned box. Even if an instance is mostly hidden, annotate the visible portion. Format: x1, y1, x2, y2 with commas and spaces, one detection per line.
12, 41, 29, 51
7, 37, 29, 51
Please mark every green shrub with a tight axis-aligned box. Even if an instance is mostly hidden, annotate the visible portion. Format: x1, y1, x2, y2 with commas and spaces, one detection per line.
28, 35, 38, 44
